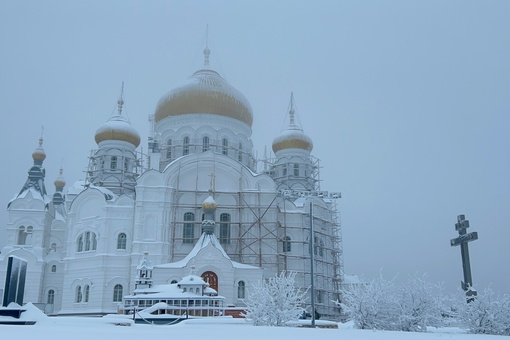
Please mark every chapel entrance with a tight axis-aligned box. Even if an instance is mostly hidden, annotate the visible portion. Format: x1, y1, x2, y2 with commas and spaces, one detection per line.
201, 271, 218, 293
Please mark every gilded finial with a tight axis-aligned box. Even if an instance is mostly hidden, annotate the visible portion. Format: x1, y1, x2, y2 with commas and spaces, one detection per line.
39, 126, 44, 146
289, 92, 296, 127
204, 24, 210, 67
117, 81, 125, 115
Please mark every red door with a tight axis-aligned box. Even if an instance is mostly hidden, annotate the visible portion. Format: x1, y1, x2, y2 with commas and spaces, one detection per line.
201, 271, 218, 294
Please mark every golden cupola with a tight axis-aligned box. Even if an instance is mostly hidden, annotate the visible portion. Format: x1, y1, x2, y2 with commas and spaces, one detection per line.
272, 93, 313, 154
32, 136, 47, 162
54, 167, 66, 190
94, 97, 141, 148
154, 47, 253, 127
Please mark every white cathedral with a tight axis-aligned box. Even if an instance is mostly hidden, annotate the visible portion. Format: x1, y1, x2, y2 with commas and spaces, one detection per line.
0, 47, 344, 319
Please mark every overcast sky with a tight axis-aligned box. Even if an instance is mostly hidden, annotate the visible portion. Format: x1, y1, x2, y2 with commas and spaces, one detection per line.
0, 1, 508, 294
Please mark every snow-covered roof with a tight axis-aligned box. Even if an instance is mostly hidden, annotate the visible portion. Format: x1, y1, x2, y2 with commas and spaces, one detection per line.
67, 180, 87, 196
178, 274, 207, 286
203, 287, 217, 294
155, 232, 261, 270
88, 185, 117, 200
137, 254, 153, 270
9, 187, 51, 205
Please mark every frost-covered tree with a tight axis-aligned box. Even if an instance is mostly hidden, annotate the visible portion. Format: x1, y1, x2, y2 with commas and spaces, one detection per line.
340, 274, 445, 332
395, 275, 445, 332
457, 287, 510, 336
340, 274, 399, 330
243, 271, 308, 326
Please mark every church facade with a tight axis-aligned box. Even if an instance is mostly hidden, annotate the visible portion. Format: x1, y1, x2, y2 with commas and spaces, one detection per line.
0, 48, 344, 319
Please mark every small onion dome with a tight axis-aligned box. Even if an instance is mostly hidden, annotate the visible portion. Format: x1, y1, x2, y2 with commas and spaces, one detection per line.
94, 114, 141, 147
202, 195, 218, 211
155, 69, 253, 127
32, 138, 46, 161
54, 170, 66, 189
272, 128, 313, 153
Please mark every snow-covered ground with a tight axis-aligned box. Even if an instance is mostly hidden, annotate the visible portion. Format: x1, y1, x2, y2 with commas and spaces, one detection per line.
0, 303, 503, 340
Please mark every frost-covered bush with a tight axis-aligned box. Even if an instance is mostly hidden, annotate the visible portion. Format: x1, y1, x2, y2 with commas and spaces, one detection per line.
395, 275, 445, 332
457, 287, 510, 336
243, 271, 308, 326
340, 274, 445, 332
340, 275, 399, 330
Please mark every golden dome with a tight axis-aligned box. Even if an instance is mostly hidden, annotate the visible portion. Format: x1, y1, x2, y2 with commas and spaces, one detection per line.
272, 129, 313, 153
54, 168, 65, 188
272, 93, 313, 153
202, 195, 218, 211
95, 114, 141, 147
32, 138, 46, 161
155, 69, 253, 126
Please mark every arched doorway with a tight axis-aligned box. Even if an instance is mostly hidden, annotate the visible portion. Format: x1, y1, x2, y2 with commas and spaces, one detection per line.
201, 271, 218, 294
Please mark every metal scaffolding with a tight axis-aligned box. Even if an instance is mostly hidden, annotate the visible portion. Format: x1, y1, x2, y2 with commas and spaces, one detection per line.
162, 153, 343, 320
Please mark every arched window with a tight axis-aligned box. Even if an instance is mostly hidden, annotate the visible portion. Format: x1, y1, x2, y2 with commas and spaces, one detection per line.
319, 240, 324, 257
166, 138, 172, 159
124, 158, 129, 171
183, 212, 195, 244
202, 136, 210, 152
183, 136, 190, 156
294, 164, 299, 176
237, 281, 245, 299
117, 233, 127, 250
282, 236, 291, 252
26, 226, 33, 244
77, 235, 84, 252
222, 138, 228, 155
110, 156, 117, 170
113, 284, 123, 302
84, 285, 90, 303
76, 286, 82, 303
51, 265, 57, 273
85, 231, 91, 251
282, 165, 287, 176
77, 232, 97, 252
196, 287, 200, 294
47, 289, 55, 304
91, 233, 97, 250
238, 143, 243, 162
17, 226, 26, 245
170, 280, 178, 284
219, 213, 231, 245
183, 287, 187, 292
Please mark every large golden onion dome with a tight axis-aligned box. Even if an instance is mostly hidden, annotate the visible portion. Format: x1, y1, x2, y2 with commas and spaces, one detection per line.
94, 99, 141, 147
272, 93, 313, 153
155, 48, 253, 126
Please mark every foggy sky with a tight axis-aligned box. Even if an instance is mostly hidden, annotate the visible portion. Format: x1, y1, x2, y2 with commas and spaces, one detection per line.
0, 1, 508, 294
